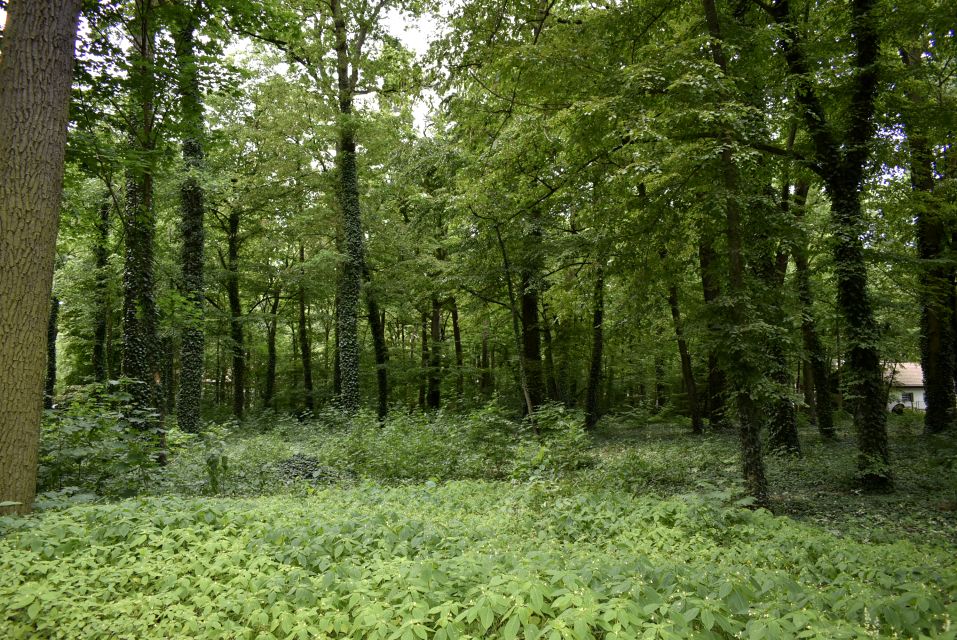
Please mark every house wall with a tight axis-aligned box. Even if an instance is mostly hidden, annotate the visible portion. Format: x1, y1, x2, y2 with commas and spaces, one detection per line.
887, 386, 925, 411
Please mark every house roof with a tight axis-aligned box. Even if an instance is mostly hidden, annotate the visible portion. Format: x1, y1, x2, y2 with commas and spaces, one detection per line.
886, 362, 923, 388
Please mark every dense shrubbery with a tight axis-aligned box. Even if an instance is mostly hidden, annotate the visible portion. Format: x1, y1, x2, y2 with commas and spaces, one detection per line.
2, 483, 955, 639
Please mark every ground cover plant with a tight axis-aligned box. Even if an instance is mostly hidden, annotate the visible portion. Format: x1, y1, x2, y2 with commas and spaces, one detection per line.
4, 407, 957, 638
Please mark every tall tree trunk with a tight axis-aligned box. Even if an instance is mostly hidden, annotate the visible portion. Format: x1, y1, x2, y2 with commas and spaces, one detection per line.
702, 0, 771, 508
264, 291, 280, 410
122, 0, 162, 419
520, 271, 545, 409
226, 210, 244, 419
45, 297, 59, 410
653, 352, 667, 413
770, 0, 891, 489
299, 244, 315, 415
0, 0, 83, 515
330, 0, 366, 412
541, 301, 561, 402
667, 285, 703, 434
792, 181, 836, 438
91, 199, 111, 383
585, 266, 605, 429
174, 15, 207, 433
419, 311, 428, 409
480, 315, 493, 398
900, 48, 955, 434
427, 296, 442, 409
364, 269, 389, 420
698, 240, 727, 426
451, 298, 464, 402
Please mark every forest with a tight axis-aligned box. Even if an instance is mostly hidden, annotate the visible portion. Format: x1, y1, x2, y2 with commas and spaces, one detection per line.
1, 0, 956, 637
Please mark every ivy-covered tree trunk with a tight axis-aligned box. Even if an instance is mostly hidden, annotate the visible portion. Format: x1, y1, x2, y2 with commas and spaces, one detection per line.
667, 285, 702, 434
226, 209, 245, 420
771, 0, 891, 489
45, 297, 59, 410
702, 0, 770, 508
0, 0, 83, 515
585, 265, 605, 429
122, 1, 162, 416
91, 199, 111, 383
174, 16, 207, 433
900, 49, 955, 434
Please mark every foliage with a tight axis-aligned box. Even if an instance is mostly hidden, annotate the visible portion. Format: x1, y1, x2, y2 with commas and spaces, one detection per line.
2, 481, 955, 639
38, 381, 161, 498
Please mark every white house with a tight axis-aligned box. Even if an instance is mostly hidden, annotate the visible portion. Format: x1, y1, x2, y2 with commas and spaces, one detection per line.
886, 362, 925, 411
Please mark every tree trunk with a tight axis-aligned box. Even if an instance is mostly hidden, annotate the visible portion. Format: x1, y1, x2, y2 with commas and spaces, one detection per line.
792, 181, 836, 438
226, 209, 244, 419
667, 285, 703, 434
585, 266, 605, 429
45, 297, 59, 410
174, 16, 207, 433
364, 268, 389, 420
771, 0, 890, 490
698, 239, 727, 427
702, 0, 771, 508
264, 291, 280, 410
653, 352, 667, 413
451, 298, 464, 401
427, 296, 442, 409
0, 0, 83, 515
419, 311, 428, 409
520, 272, 545, 409
122, 1, 162, 417
900, 49, 955, 434
541, 301, 561, 402
299, 245, 315, 415
480, 315, 493, 398
91, 199, 111, 383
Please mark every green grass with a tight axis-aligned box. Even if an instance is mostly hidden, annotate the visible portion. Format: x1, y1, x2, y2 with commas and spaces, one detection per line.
5, 406, 956, 638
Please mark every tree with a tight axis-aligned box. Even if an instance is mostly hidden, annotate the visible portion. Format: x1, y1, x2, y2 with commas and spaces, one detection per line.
0, 0, 83, 515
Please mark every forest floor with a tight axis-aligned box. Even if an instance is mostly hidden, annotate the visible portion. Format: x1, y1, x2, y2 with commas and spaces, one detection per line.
2, 407, 956, 638
589, 412, 957, 547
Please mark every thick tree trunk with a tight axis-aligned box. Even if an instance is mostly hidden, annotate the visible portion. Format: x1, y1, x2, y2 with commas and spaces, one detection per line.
419, 311, 429, 409
0, 0, 83, 515
702, 0, 771, 508
226, 210, 244, 420
901, 50, 955, 434
45, 297, 59, 410
91, 199, 111, 383
585, 266, 605, 429
541, 301, 561, 402
520, 272, 546, 409
174, 17, 207, 433
299, 245, 315, 415
122, 2, 162, 419
667, 285, 703, 434
771, 0, 891, 490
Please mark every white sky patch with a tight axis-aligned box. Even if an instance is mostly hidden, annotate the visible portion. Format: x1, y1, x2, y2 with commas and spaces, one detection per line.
384, 9, 440, 135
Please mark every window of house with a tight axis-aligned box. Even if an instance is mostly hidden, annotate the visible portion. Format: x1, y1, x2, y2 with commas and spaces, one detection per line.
901, 392, 914, 403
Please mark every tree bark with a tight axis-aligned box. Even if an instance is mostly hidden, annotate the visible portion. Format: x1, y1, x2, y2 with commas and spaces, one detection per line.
702, 0, 771, 508
45, 297, 59, 410
91, 199, 111, 383
299, 244, 315, 415
226, 209, 244, 419
698, 239, 727, 426
174, 15, 207, 433
771, 0, 891, 489
792, 181, 836, 438
427, 296, 443, 409
264, 290, 280, 410
667, 285, 703, 434
541, 301, 561, 402
419, 311, 429, 409
364, 267, 389, 420
0, 0, 83, 515
585, 266, 605, 429
451, 298, 464, 401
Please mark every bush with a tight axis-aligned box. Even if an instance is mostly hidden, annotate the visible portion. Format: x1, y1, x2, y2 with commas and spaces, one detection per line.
38, 381, 161, 498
